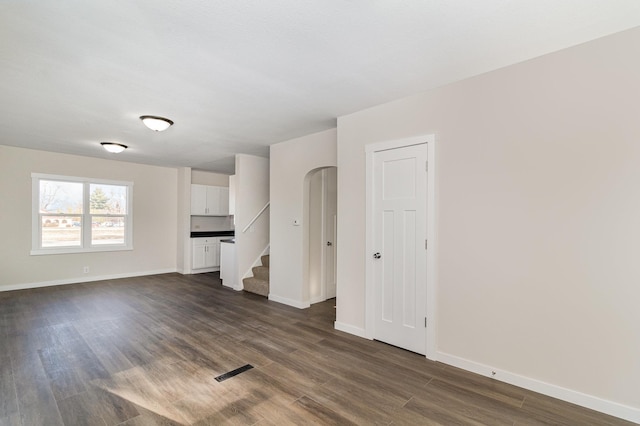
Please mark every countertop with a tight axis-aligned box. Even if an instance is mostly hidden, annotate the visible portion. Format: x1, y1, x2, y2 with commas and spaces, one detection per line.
190, 230, 235, 238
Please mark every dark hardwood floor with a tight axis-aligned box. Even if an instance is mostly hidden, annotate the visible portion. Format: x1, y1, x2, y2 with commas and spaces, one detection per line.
0, 273, 633, 425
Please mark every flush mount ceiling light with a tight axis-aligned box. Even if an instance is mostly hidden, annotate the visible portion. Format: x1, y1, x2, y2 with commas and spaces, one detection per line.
140, 115, 174, 131
100, 142, 128, 153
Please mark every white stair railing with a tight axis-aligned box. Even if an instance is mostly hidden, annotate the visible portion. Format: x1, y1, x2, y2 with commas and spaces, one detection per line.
242, 202, 270, 233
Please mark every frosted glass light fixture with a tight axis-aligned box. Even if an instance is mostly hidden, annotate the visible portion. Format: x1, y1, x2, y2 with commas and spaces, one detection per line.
140, 115, 174, 131
100, 142, 128, 153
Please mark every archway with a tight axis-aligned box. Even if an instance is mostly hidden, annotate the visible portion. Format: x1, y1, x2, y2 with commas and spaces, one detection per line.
303, 166, 337, 304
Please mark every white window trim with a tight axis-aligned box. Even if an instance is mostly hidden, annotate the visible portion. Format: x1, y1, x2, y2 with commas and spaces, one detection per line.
31, 173, 134, 255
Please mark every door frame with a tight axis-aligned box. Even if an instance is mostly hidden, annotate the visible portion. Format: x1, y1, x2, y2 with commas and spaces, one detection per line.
304, 166, 338, 305
321, 167, 337, 300
365, 135, 437, 360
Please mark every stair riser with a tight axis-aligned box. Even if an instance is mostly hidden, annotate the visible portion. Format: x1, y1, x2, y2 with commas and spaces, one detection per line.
243, 277, 269, 297
243, 255, 270, 297
252, 266, 269, 281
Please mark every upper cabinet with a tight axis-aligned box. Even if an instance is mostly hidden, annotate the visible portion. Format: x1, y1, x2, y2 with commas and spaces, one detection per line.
191, 184, 229, 216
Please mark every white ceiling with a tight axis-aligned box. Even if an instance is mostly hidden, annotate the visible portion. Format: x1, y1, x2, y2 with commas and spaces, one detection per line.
1, 1, 639, 174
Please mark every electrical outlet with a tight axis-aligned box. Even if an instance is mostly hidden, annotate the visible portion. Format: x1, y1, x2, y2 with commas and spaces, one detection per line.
83, 266, 89, 274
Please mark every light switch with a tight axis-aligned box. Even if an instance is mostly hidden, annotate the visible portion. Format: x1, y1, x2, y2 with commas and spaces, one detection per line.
293, 219, 300, 226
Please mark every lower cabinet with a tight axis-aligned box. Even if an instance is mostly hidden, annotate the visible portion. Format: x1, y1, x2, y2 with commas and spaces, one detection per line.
192, 238, 221, 272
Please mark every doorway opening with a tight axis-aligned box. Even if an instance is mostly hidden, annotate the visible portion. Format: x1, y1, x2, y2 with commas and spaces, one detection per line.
303, 166, 337, 308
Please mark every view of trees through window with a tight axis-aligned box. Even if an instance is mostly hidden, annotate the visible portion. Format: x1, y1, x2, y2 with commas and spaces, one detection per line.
89, 183, 127, 245
38, 179, 129, 249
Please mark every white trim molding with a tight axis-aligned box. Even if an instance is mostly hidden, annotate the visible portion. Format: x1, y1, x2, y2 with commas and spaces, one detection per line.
31, 173, 134, 255
268, 294, 311, 309
334, 321, 367, 339
0, 269, 177, 293
437, 351, 640, 424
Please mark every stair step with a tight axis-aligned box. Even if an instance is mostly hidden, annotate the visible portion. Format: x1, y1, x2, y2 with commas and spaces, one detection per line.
252, 266, 269, 281
261, 255, 269, 267
243, 277, 269, 297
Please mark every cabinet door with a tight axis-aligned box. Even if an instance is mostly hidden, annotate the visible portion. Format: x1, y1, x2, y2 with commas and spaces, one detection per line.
192, 243, 207, 269
191, 185, 208, 215
204, 186, 218, 216
192, 185, 230, 216
204, 243, 216, 267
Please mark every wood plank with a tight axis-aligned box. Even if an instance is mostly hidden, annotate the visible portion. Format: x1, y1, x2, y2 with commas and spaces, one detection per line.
11, 352, 58, 411
519, 392, 637, 426
292, 395, 359, 425
0, 353, 19, 421
55, 392, 107, 426
0, 272, 633, 426
18, 401, 64, 426
300, 383, 393, 425
0, 412, 22, 426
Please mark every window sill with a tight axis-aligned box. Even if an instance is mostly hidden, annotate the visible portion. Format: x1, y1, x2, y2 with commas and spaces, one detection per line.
30, 246, 133, 256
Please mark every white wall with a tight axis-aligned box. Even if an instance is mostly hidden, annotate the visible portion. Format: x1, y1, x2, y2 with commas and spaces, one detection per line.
336, 27, 640, 420
190, 216, 233, 232
270, 129, 337, 307
191, 170, 230, 186
234, 154, 270, 290
0, 145, 178, 289
177, 167, 191, 273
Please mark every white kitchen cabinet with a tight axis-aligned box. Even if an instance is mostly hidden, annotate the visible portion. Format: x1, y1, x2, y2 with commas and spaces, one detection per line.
192, 237, 221, 272
191, 184, 229, 216
190, 184, 208, 215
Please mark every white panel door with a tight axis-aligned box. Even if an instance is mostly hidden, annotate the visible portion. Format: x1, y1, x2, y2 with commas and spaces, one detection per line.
373, 143, 427, 354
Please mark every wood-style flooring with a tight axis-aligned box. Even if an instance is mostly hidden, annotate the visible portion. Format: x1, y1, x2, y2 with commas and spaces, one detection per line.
0, 273, 633, 425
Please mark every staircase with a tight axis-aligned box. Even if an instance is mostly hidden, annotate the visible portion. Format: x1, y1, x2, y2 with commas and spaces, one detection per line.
242, 255, 269, 297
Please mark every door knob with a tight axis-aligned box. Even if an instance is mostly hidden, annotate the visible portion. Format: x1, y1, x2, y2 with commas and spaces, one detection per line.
327, 241, 333, 246
373, 252, 381, 259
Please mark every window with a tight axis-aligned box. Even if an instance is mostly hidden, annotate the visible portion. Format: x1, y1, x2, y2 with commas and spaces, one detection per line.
32, 173, 133, 254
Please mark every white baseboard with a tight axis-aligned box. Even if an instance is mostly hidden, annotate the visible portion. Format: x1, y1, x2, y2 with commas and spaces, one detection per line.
437, 351, 640, 424
222, 281, 243, 291
190, 267, 220, 274
268, 294, 310, 309
0, 268, 178, 292
309, 296, 325, 305
334, 321, 368, 339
